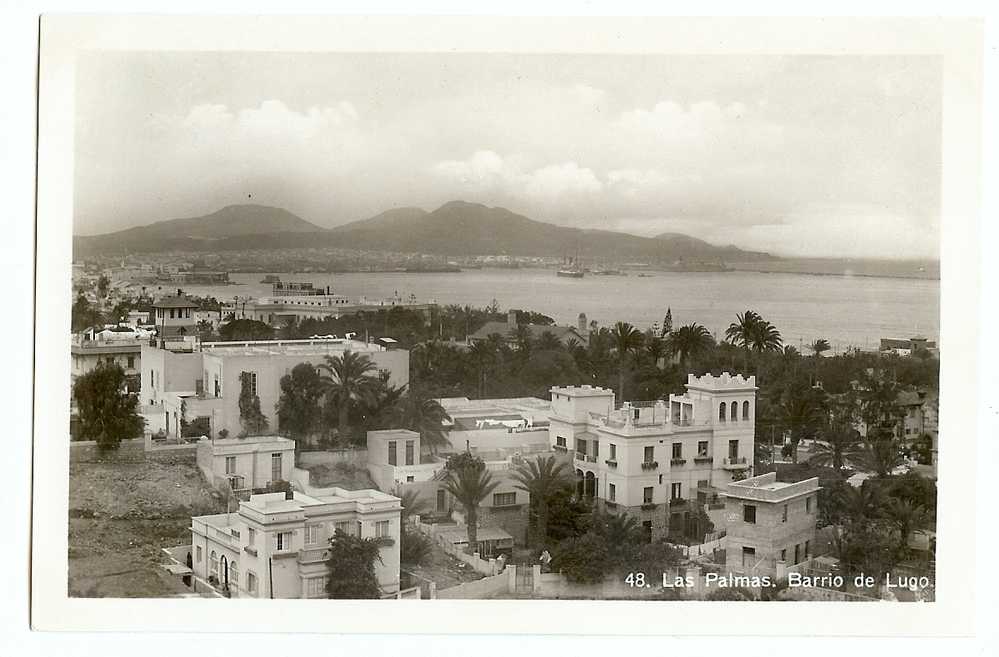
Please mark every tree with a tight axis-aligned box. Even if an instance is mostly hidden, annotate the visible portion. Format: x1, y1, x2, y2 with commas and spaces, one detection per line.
276, 362, 324, 445
883, 498, 929, 551
219, 318, 275, 342
71, 293, 104, 332
72, 362, 145, 449
666, 323, 714, 373
776, 382, 826, 463
552, 532, 610, 584
808, 339, 831, 378
808, 422, 862, 472
443, 455, 500, 554
853, 437, 905, 477
399, 489, 431, 522
325, 530, 390, 599
319, 351, 381, 444
96, 274, 111, 299
238, 371, 269, 435
400, 528, 433, 566
396, 394, 452, 456
537, 330, 563, 352
545, 487, 593, 543
725, 309, 761, 371
510, 455, 573, 546
749, 318, 783, 355
611, 322, 643, 400
467, 340, 495, 398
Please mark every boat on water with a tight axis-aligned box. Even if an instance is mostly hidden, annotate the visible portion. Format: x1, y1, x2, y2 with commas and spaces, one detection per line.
556, 252, 585, 278
260, 274, 282, 284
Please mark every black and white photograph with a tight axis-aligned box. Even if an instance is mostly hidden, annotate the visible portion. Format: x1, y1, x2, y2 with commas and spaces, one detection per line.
23, 11, 990, 642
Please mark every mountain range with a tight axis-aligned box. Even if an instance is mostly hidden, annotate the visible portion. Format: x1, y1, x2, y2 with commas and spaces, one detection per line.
72, 201, 775, 262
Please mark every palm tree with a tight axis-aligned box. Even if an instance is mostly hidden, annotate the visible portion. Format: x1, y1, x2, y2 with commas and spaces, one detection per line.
837, 481, 881, 524
611, 322, 644, 400
396, 394, 452, 456
510, 455, 573, 546
809, 338, 831, 383
725, 310, 761, 370
537, 330, 562, 351
859, 374, 902, 439
319, 351, 381, 444
444, 464, 500, 554
883, 498, 929, 551
467, 341, 493, 398
853, 438, 905, 477
777, 383, 826, 463
749, 318, 783, 355
807, 422, 862, 472
665, 323, 713, 373
513, 324, 533, 357
643, 335, 667, 369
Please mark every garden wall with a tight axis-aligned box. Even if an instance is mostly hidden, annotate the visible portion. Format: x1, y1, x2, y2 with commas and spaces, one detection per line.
296, 448, 368, 469
69, 437, 196, 466
436, 569, 513, 599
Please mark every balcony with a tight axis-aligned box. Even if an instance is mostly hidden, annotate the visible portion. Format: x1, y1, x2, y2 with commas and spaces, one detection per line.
605, 459, 618, 468
553, 444, 568, 453
640, 461, 659, 471
694, 455, 713, 464
641, 502, 658, 511
669, 498, 688, 508
723, 456, 750, 470
670, 458, 686, 466
299, 547, 331, 564
605, 500, 618, 509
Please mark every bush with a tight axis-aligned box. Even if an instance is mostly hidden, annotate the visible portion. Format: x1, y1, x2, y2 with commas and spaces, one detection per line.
400, 529, 433, 566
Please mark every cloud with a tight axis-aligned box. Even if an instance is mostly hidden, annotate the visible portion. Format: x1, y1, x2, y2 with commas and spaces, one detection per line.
432, 151, 601, 203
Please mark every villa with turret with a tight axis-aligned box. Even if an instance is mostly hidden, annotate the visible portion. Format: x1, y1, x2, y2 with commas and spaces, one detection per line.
548, 372, 757, 541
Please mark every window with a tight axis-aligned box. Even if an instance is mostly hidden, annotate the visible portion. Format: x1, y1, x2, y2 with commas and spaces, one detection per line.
276, 531, 292, 551
742, 400, 750, 420
127, 355, 135, 369
247, 528, 255, 545
804, 540, 811, 558
375, 520, 390, 538
794, 544, 800, 564
608, 483, 616, 502
697, 441, 708, 457
728, 440, 739, 459
229, 561, 238, 589
643, 487, 654, 504
493, 492, 517, 507
388, 441, 397, 465
196, 546, 202, 562
731, 402, 738, 421
671, 483, 681, 500
556, 436, 566, 447
247, 571, 258, 594
806, 496, 813, 513
644, 446, 655, 463
241, 371, 257, 396
307, 576, 328, 597
225, 456, 236, 475
214, 376, 220, 398
210, 551, 218, 578
406, 475, 415, 483
405, 440, 414, 466
672, 442, 682, 459
743, 504, 757, 523
609, 443, 617, 459
593, 441, 598, 457
782, 505, 788, 523
305, 524, 320, 545
271, 453, 282, 483
741, 546, 756, 567
334, 521, 352, 536
780, 548, 787, 562
719, 402, 727, 421
576, 438, 587, 455
436, 489, 446, 512
170, 309, 175, 319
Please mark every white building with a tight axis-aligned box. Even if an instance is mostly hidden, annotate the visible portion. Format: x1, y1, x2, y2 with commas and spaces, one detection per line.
190, 488, 402, 598
195, 435, 297, 494
547, 373, 757, 541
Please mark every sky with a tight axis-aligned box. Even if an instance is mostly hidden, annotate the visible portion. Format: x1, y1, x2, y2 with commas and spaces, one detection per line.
74, 52, 941, 259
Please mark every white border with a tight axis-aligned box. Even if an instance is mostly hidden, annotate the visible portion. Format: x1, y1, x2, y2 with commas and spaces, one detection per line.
31, 13, 983, 637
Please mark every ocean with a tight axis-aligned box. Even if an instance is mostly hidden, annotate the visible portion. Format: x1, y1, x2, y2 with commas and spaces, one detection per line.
175, 268, 939, 353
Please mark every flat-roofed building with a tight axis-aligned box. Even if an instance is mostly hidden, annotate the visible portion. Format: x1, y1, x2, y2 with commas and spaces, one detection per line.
190, 488, 402, 598
195, 435, 296, 494
547, 373, 757, 542
721, 472, 820, 578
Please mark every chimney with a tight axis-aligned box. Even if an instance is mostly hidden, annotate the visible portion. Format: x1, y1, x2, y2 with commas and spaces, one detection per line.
508, 309, 518, 326
578, 312, 587, 333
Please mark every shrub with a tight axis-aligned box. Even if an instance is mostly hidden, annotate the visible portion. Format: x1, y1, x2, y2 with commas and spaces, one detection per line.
400, 528, 433, 566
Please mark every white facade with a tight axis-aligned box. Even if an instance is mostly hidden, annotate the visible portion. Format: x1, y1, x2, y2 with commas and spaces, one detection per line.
547, 373, 757, 540
196, 435, 296, 492
190, 489, 402, 598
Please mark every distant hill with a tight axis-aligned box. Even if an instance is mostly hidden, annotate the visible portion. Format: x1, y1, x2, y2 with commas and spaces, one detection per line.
73, 200, 775, 263
74, 204, 323, 256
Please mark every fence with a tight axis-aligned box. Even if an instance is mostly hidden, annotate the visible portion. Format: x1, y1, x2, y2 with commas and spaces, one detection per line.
413, 519, 507, 577
70, 436, 197, 465
436, 567, 514, 599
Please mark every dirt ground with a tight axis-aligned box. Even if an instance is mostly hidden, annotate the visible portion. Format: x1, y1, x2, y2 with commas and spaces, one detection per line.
305, 463, 377, 490
402, 540, 485, 591
68, 458, 226, 598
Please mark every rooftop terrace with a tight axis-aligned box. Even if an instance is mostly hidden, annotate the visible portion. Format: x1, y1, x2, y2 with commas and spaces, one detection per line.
200, 338, 388, 356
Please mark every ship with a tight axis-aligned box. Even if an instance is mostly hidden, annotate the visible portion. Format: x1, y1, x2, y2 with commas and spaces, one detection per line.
556, 252, 585, 278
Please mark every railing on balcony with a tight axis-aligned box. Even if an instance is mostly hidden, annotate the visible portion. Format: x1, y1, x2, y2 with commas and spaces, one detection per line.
694, 455, 713, 463
299, 547, 331, 564
585, 454, 597, 463
553, 444, 568, 453
724, 456, 749, 468
640, 460, 659, 471
604, 459, 618, 468
641, 502, 658, 511
669, 498, 688, 508
670, 458, 686, 466
672, 418, 693, 427
575, 451, 587, 461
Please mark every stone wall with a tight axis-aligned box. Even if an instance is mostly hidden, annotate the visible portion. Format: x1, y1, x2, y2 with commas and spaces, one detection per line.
69, 437, 196, 465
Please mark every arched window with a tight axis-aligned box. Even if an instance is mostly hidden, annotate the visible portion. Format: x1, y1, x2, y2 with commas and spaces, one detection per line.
731, 402, 738, 421
743, 400, 750, 420
229, 561, 239, 590
210, 551, 218, 579
718, 402, 727, 422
